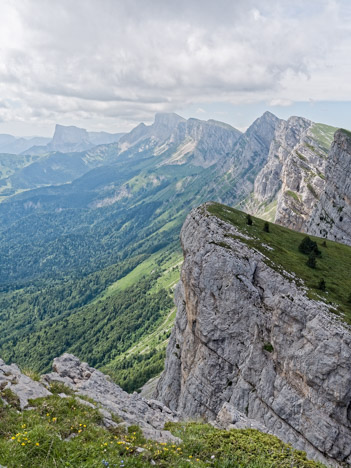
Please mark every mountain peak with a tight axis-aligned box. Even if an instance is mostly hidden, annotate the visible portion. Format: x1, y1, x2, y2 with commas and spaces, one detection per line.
52, 124, 88, 146
153, 112, 185, 128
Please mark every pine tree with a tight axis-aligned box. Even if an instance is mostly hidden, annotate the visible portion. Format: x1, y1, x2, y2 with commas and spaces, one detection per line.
247, 214, 253, 226
306, 251, 316, 268
318, 278, 326, 291
299, 236, 321, 256
263, 222, 270, 233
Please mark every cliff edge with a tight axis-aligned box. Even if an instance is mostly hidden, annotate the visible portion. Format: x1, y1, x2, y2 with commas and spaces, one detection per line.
155, 202, 351, 466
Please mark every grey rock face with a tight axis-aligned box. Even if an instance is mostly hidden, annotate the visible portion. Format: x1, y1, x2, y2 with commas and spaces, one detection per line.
246, 119, 337, 236
155, 204, 351, 466
24, 125, 123, 155
166, 118, 242, 168
119, 112, 242, 169
215, 402, 271, 433
42, 354, 180, 443
308, 130, 351, 245
0, 358, 51, 408
252, 116, 312, 204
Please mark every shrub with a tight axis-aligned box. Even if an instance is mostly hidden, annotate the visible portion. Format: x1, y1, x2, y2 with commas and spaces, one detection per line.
263, 342, 274, 353
247, 214, 253, 226
308, 252, 317, 268
318, 279, 326, 291
263, 222, 270, 233
299, 236, 321, 256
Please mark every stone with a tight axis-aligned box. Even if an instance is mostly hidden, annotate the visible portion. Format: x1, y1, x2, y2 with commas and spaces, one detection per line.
0, 358, 51, 409
42, 353, 181, 444
155, 203, 351, 467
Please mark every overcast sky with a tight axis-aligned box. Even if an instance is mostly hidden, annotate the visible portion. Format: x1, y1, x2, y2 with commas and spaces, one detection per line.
0, 0, 350, 136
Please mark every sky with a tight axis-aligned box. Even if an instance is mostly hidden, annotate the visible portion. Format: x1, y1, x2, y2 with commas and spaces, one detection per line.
0, 0, 350, 136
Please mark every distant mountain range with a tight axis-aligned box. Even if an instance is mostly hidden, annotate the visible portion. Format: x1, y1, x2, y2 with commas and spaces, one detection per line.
0, 110, 349, 394
0, 134, 51, 154
0, 124, 125, 155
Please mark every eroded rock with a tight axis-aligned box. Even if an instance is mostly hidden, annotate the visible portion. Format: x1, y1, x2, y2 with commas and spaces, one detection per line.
42, 354, 180, 444
0, 359, 51, 409
155, 204, 351, 467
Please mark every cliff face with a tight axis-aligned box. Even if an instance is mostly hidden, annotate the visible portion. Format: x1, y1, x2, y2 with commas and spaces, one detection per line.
155, 204, 351, 466
307, 129, 351, 245
245, 120, 336, 233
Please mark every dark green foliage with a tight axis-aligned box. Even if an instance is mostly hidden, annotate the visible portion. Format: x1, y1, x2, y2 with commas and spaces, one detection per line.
263, 222, 270, 233
263, 342, 274, 353
318, 278, 326, 291
298, 236, 321, 256
0, 273, 172, 374
103, 348, 166, 393
247, 214, 253, 225
322, 240, 327, 248
306, 252, 317, 269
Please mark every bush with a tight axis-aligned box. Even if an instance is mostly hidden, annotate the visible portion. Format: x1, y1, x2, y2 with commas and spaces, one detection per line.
318, 279, 326, 291
263, 222, 270, 233
299, 236, 321, 256
307, 252, 316, 269
247, 214, 253, 226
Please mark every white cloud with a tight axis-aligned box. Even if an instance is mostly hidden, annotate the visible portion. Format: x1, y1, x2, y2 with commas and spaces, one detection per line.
0, 0, 350, 134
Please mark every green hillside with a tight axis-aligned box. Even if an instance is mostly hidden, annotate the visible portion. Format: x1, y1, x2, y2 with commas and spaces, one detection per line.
0, 113, 342, 395
0, 115, 274, 392
208, 203, 351, 323
0, 388, 325, 468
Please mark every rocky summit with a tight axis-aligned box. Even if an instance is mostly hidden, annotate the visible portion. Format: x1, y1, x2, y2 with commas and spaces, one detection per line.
155, 203, 351, 467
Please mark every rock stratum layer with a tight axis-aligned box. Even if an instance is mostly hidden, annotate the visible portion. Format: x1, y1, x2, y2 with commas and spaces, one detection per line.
155, 204, 351, 467
308, 129, 351, 246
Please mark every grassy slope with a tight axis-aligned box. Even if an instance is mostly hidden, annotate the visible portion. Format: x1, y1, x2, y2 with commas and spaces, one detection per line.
208, 202, 351, 323
0, 388, 325, 467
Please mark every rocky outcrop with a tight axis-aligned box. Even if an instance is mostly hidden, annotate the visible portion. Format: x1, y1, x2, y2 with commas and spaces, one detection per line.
42, 354, 180, 443
0, 358, 51, 408
307, 129, 351, 246
155, 204, 351, 466
1, 354, 179, 444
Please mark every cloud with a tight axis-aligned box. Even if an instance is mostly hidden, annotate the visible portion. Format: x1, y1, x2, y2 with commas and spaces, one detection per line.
269, 99, 294, 107
0, 0, 350, 134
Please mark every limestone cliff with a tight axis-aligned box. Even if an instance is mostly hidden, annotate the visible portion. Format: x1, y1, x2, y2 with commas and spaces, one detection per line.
307, 129, 351, 245
155, 203, 351, 466
244, 119, 336, 233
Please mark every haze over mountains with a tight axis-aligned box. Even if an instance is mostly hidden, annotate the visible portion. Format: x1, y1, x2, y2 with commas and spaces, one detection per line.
0, 110, 349, 394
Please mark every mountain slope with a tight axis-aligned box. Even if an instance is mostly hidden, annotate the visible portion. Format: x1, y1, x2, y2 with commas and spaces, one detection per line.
307, 128, 351, 245
0, 113, 276, 390
243, 118, 337, 228
0, 134, 50, 154
24, 124, 124, 155
1, 110, 342, 396
156, 202, 351, 466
